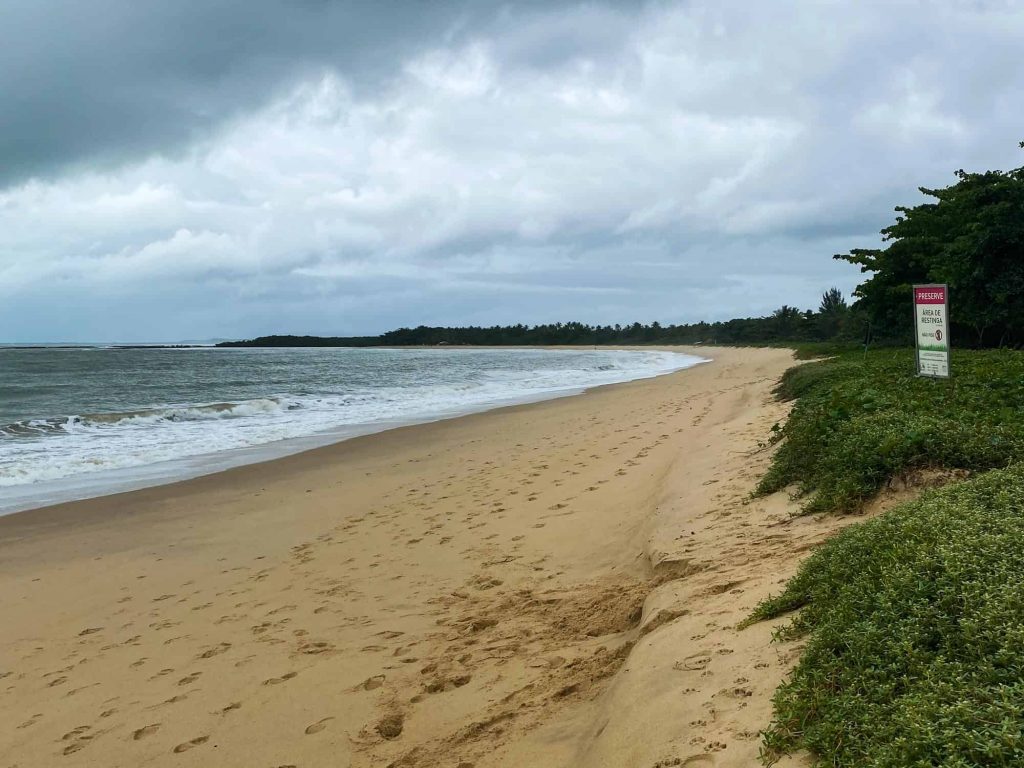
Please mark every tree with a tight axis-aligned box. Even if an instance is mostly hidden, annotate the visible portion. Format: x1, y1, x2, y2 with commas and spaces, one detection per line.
818, 287, 847, 314
836, 149, 1024, 347
771, 305, 804, 340
816, 287, 849, 340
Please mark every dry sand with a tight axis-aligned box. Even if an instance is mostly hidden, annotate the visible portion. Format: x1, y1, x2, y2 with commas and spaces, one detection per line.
0, 346, 860, 768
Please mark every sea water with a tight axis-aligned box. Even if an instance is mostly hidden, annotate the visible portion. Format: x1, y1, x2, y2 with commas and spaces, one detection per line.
0, 346, 706, 514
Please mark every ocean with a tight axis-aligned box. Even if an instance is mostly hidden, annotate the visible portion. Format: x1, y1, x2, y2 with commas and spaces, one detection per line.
0, 346, 706, 514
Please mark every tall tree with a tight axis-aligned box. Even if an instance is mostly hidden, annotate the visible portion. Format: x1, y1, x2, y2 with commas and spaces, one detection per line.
836, 149, 1024, 347
818, 287, 847, 314
816, 287, 849, 339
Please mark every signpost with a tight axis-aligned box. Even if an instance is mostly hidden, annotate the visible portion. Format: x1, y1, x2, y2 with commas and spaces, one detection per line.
913, 284, 950, 378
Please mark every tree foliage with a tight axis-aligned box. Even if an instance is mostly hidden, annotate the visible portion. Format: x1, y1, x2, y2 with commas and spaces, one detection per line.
836, 153, 1024, 347
815, 286, 849, 340
218, 304, 858, 349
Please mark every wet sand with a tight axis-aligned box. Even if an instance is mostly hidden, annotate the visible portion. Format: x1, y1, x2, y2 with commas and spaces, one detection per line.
0, 346, 847, 767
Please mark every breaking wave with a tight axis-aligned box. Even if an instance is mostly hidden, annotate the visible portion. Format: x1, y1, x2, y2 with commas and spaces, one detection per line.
0, 348, 707, 498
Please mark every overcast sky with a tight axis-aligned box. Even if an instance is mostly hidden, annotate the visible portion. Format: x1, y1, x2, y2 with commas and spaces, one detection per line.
2, 0, 1022, 342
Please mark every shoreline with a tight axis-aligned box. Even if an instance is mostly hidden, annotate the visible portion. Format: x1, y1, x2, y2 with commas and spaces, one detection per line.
0, 352, 699, 532
1, 346, 706, 517
0, 346, 833, 767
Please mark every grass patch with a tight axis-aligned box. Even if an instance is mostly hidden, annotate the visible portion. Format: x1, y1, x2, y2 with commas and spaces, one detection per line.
757, 348, 1024, 514
751, 464, 1024, 767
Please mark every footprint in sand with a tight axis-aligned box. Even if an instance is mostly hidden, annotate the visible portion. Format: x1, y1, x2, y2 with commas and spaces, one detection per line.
357, 675, 385, 691
304, 717, 333, 735
172, 736, 209, 753
196, 642, 231, 659
423, 673, 472, 693
132, 724, 161, 740
376, 712, 404, 739
61, 725, 95, 755
177, 672, 201, 686
17, 714, 43, 729
675, 653, 712, 672
262, 671, 298, 685
298, 640, 333, 655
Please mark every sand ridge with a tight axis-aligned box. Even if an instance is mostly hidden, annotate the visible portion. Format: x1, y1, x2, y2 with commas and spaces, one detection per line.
0, 346, 843, 767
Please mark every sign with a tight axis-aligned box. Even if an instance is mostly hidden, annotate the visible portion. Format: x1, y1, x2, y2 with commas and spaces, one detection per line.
913, 284, 950, 378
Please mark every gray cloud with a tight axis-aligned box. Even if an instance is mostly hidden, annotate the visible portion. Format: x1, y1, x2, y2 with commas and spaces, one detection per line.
0, 0, 501, 185
1, 1, 1023, 342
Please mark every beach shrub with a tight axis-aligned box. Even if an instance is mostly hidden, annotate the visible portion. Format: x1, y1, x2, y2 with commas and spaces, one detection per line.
758, 348, 1024, 514
751, 464, 1024, 767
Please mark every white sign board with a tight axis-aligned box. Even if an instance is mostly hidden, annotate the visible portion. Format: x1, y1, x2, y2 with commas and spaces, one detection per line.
913, 284, 950, 378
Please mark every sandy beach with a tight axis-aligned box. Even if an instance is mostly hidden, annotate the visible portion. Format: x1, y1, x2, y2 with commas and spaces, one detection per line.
0, 346, 858, 767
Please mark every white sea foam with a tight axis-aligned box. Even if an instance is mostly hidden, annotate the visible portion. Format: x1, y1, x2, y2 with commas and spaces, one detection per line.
0, 348, 706, 512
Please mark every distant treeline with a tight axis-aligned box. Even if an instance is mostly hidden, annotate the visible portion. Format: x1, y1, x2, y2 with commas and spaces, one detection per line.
217, 296, 860, 348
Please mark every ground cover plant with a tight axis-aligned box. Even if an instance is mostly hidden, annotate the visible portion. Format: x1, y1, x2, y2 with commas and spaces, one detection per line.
750, 464, 1024, 766
750, 347, 1024, 765
757, 348, 1024, 514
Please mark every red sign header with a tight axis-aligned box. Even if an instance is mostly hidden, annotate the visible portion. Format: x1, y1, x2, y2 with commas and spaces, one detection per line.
914, 286, 946, 305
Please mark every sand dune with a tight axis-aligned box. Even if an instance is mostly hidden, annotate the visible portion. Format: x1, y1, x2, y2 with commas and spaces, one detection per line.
0, 346, 851, 767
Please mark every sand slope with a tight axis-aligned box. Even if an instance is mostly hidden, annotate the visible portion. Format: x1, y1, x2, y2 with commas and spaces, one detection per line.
0, 346, 850, 768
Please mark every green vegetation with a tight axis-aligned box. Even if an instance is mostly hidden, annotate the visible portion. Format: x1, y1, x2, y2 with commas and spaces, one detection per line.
750, 347, 1024, 766
217, 296, 861, 348
837, 145, 1024, 348
756, 349, 1024, 514
751, 464, 1024, 767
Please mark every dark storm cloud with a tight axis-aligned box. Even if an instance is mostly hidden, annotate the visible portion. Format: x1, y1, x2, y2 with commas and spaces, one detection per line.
2, 1, 1024, 342
0, 0, 508, 185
